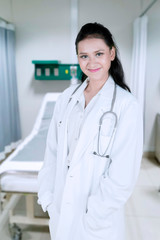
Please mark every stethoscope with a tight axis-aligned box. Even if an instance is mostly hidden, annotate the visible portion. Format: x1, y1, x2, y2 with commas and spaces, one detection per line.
68, 79, 118, 159
93, 82, 117, 158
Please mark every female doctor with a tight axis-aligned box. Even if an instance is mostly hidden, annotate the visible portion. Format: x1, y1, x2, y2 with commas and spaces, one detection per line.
38, 22, 143, 240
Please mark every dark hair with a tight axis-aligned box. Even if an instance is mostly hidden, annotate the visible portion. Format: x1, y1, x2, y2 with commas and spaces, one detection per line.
75, 22, 130, 92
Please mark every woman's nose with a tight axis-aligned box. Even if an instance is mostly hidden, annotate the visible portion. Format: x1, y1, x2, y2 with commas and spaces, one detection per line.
88, 56, 97, 66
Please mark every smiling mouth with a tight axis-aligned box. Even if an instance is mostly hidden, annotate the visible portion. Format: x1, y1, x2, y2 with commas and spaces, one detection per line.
88, 68, 101, 73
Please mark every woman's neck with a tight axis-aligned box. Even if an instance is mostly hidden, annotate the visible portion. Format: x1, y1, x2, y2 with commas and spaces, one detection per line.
84, 77, 109, 108
85, 77, 108, 94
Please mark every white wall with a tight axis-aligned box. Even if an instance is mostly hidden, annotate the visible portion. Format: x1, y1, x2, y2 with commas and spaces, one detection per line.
0, 0, 12, 21
1, 0, 159, 153
13, 0, 72, 138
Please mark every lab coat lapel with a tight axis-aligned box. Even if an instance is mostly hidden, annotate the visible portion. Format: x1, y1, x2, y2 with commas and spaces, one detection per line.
59, 81, 88, 166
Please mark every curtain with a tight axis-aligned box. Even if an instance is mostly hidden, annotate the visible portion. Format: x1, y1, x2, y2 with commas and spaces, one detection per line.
130, 16, 148, 113
0, 20, 21, 161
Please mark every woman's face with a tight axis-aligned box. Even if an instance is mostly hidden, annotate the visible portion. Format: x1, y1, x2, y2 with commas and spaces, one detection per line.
77, 38, 115, 83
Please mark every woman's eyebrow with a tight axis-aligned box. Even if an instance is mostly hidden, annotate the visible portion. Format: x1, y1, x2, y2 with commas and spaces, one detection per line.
78, 52, 87, 55
79, 49, 105, 55
94, 49, 105, 52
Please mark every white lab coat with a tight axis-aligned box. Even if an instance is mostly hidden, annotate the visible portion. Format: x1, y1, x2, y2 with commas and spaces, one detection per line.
38, 76, 143, 240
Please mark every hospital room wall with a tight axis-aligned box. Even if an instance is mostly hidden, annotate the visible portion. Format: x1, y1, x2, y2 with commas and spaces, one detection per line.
0, 0, 12, 21
0, 0, 159, 153
0, 0, 134, 138
10, 0, 72, 140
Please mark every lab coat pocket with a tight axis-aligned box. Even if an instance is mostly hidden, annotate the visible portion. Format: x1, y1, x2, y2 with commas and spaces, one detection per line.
98, 135, 111, 155
98, 113, 117, 156
100, 113, 116, 137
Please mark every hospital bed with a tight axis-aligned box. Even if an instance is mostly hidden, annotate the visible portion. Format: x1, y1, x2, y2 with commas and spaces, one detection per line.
0, 92, 60, 239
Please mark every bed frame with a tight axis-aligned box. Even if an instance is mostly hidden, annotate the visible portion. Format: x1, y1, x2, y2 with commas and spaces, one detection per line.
0, 93, 60, 239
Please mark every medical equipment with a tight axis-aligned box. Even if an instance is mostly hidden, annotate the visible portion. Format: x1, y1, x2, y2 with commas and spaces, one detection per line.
32, 60, 82, 80
70, 65, 79, 85
0, 93, 60, 239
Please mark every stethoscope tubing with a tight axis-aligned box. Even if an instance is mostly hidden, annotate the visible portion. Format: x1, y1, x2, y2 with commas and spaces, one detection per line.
67, 79, 118, 158
96, 83, 117, 157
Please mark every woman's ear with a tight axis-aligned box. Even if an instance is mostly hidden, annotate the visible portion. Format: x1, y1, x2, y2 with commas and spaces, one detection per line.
110, 47, 116, 61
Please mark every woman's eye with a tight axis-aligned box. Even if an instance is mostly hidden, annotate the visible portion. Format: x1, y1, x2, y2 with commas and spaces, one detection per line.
80, 55, 88, 59
96, 52, 104, 57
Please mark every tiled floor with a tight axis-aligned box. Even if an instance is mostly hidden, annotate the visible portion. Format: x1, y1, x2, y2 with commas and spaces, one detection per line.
1, 157, 160, 240
125, 157, 160, 240
2, 223, 50, 240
